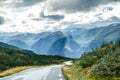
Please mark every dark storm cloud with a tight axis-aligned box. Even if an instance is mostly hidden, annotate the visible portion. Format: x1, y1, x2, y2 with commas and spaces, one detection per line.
0, 16, 5, 25
15, 0, 46, 7
0, 0, 46, 8
47, 0, 120, 12
40, 12, 64, 21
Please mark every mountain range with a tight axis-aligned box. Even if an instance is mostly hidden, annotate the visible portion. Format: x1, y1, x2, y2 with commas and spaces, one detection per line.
0, 23, 120, 58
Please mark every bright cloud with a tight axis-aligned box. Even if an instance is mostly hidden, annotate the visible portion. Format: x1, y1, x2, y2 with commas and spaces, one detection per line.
0, 0, 120, 33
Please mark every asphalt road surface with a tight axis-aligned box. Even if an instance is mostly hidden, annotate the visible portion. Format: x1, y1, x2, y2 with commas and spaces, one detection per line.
0, 65, 66, 80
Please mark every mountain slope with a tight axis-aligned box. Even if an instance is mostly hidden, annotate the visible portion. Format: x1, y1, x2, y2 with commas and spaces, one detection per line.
0, 42, 36, 54
66, 23, 120, 57
7, 39, 29, 49
31, 31, 64, 54
63, 40, 120, 80
0, 23, 120, 58
63, 35, 81, 58
66, 23, 120, 43
47, 37, 67, 56
0, 42, 19, 50
0, 45, 72, 72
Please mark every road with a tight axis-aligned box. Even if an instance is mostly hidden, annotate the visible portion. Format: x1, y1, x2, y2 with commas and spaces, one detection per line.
0, 65, 66, 80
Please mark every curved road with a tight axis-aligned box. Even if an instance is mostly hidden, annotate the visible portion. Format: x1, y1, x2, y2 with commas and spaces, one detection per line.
0, 65, 66, 80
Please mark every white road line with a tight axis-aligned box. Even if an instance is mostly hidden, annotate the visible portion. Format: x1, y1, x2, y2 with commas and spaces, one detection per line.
59, 79, 63, 80
59, 68, 61, 73
59, 70, 62, 73
59, 74, 62, 77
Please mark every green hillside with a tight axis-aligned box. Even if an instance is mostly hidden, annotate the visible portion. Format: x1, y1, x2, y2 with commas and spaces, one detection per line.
63, 40, 120, 80
0, 47, 71, 72
0, 42, 36, 54
0, 42, 19, 50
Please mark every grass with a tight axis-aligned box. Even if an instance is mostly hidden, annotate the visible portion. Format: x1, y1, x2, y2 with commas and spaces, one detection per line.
62, 66, 72, 80
0, 66, 38, 78
63, 65, 120, 80
63, 65, 114, 80
0, 64, 62, 78
63, 41, 120, 80
0, 47, 72, 73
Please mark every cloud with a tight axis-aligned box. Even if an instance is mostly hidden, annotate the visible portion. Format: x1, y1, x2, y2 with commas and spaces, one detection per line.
15, 0, 46, 7
40, 12, 64, 21
0, 16, 5, 25
0, 0, 120, 33
46, 0, 120, 13
0, 0, 46, 8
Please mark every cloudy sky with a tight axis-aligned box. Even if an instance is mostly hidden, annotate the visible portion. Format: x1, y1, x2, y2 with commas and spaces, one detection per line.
0, 0, 120, 33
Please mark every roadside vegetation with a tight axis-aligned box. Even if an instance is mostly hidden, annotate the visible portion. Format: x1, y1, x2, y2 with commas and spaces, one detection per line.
63, 40, 120, 80
0, 47, 71, 77
0, 66, 36, 77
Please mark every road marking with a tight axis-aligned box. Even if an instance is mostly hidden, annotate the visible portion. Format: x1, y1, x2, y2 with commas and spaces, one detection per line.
59, 68, 62, 74
59, 71, 62, 74
59, 74, 62, 77
59, 79, 63, 80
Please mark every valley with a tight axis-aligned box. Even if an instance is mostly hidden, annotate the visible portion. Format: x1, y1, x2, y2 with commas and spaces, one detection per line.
0, 42, 71, 75
0, 23, 120, 58
0, 0, 120, 80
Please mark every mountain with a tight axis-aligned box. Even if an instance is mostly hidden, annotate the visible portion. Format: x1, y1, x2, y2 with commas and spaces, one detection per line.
47, 37, 67, 56
67, 35, 80, 51
0, 42, 19, 50
0, 41, 35, 54
84, 23, 120, 52
9, 32, 51, 46
92, 23, 120, 42
32, 32, 81, 57
66, 23, 120, 57
66, 23, 120, 42
7, 39, 29, 50
31, 31, 64, 54
0, 23, 120, 58
0, 32, 51, 49
64, 35, 81, 58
